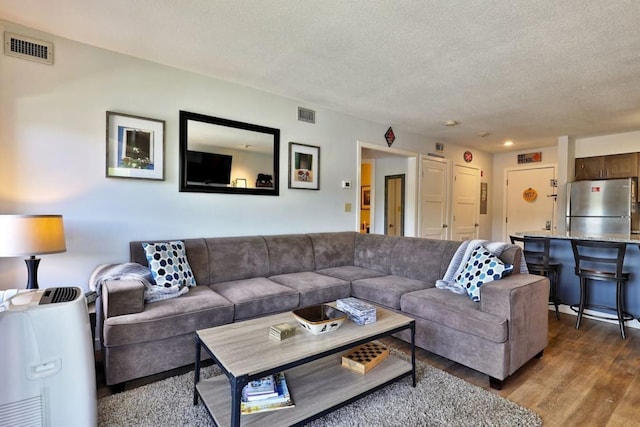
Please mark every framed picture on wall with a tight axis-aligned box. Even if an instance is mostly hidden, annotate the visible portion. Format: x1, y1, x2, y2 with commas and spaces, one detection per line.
288, 142, 320, 190
361, 185, 371, 210
106, 111, 165, 180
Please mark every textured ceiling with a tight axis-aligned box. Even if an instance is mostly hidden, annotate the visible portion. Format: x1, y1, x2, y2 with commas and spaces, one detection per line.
2, 0, 640, 153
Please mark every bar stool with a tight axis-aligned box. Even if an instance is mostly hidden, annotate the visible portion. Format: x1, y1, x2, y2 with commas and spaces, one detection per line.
510, 235, 560, 319
570, 239, 633, 339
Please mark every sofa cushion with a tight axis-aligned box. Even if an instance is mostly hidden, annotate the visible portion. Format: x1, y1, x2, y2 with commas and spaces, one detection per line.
354, 234, 400, 274
131, 238, 210, 286
210, 277, 300, 320
390, 237, 462, 282
264, 234, 315, 275
351, 275, 431, 310
142, 241, 197, 288
316, 265, 387, 282
309, 232, 356, 269
401, 287, 508, 343
103, 286, 234, 347
269, 271, 351, 306
455, 245, 513, 302
207, 236, 270, 283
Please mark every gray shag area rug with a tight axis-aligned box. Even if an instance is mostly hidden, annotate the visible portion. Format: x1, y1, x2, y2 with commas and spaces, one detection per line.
98, 350, 542, 427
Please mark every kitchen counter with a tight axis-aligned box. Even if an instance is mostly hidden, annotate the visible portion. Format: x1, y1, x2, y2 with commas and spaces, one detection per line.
514, 231, 640, 244
512, 231, 640, 324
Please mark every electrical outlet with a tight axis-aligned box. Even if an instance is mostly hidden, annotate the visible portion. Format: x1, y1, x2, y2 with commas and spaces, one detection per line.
341, 180, 351, 189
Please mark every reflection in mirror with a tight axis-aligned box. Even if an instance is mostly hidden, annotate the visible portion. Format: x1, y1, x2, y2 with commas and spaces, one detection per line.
179, 111, 279, 195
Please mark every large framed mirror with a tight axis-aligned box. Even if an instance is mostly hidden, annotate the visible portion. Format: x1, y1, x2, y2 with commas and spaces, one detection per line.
179, 111, 280, 195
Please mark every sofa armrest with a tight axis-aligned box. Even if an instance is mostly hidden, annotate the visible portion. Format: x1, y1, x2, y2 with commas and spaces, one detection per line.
498, 245, 522, 273
480, 273, 549, 376
102, 279, 145, 318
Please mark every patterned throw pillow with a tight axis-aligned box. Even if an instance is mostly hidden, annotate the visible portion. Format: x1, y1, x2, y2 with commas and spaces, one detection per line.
142, 241, 197, 288
455, 245, 513, 302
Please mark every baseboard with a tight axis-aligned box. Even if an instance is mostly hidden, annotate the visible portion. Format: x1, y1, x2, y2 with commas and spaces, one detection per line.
551, 304, 640, 330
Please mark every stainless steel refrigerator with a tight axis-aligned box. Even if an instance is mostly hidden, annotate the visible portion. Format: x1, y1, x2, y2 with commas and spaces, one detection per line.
567, 177, 638, 234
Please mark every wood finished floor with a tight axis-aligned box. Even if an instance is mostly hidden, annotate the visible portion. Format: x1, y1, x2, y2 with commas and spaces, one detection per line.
96, 311, 640, 426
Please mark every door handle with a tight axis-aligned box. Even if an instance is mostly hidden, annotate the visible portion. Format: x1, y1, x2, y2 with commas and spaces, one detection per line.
442, 224, 448, 228
474, 223, 479, 227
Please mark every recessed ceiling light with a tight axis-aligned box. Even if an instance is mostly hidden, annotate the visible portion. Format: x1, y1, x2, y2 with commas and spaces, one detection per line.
504, 140, 514, 146
443, 120, 459, 127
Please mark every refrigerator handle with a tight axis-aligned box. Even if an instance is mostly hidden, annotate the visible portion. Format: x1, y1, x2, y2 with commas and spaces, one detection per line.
566, 182, 572, 232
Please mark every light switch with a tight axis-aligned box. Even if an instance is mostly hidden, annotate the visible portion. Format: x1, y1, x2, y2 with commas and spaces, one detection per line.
345, 203, 352, 212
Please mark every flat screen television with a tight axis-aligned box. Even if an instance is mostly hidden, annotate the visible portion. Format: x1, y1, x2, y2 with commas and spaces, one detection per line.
186, 150, 232, 185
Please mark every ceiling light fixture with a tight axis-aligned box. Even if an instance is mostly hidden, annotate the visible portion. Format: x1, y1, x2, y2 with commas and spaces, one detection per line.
443, 120, 459, 127
504, 140, 514, 146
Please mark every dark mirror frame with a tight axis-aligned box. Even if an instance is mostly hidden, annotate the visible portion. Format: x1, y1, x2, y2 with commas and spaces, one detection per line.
179, 110, 280, 196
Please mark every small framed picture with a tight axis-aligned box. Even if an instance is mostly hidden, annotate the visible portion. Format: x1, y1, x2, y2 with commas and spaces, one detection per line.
361, 185, 371, 210
288, 142, 320, 190
106, 111, 165, 180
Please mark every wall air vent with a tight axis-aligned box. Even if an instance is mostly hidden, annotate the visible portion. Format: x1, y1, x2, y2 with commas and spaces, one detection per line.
298, 107, 315, 124
4, 32, 53, 65
435, 142, 444, 152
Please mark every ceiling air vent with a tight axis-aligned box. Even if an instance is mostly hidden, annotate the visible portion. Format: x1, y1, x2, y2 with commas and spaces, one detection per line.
4, 32, 53, 65
298, 107, 315, 124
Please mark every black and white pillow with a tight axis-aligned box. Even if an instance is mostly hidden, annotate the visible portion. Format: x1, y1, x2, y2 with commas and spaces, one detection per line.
142, 241, 197, 288
455, 245, 513, 302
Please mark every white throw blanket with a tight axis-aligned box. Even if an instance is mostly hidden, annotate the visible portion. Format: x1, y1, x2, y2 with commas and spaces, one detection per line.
89, 263, 189, 303
435, 240, 528, 295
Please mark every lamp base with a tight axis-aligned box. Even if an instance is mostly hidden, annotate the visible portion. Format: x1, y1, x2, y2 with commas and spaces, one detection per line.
25, 256, 40, 289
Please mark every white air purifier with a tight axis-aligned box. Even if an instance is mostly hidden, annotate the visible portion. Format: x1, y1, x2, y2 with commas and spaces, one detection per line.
0, 287, 97, 427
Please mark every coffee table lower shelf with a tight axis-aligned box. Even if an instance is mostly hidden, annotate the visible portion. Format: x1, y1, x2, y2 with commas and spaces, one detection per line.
196, 353, 412, 426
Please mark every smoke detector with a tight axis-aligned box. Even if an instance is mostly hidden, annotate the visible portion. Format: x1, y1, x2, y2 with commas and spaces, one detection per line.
443, 120, 459, 127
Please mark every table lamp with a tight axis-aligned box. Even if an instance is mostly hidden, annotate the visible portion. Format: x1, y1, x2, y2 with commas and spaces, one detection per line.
0, 214, 67, 289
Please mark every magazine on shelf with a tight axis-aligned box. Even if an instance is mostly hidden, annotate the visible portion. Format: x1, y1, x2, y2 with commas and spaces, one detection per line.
241, 372, 295, 414
243, 374, 278, 401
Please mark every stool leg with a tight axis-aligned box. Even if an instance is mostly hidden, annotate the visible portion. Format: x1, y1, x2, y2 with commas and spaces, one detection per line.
616, 281, 626, 340
576, 277, 587, 330
551, 270, 560, 320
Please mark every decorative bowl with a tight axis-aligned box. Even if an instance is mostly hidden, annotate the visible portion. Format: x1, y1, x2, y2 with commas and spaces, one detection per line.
292, 304, 347, 335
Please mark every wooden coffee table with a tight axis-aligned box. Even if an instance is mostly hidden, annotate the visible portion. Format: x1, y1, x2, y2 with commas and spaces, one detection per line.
193, 303, 415, 426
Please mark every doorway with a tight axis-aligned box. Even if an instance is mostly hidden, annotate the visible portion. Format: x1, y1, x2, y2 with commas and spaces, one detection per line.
358, 141, 418, 236
504, 165, 557, 240
385, 174, 405, 236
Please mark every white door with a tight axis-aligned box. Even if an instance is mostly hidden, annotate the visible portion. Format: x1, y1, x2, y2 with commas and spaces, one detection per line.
505, 166, 557, 239
452, 164, 479, 241
420, 157, 449, 240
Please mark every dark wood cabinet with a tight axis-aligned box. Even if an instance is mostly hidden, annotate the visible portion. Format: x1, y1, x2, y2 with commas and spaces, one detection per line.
575, 153, 639, 180
575, 156, 604, 180
605, 153, 639, 179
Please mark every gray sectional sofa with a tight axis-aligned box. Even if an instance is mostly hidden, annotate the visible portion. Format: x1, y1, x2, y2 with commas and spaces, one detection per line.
100, 232, 549, 389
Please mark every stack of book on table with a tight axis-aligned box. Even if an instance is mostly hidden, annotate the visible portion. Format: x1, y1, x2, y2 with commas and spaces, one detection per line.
241, 372, 294, 414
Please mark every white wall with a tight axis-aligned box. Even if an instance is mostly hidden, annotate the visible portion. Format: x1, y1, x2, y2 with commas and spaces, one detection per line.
575, 131, 640, 157
0, 20, 497, 291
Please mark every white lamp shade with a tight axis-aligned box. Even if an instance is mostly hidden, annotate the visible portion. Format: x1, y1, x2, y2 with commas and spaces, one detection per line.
0, 215, 67, 257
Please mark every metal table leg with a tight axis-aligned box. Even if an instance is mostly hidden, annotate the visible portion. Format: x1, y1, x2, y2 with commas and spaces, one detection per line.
193, 337, 201, 405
